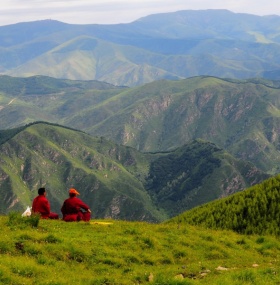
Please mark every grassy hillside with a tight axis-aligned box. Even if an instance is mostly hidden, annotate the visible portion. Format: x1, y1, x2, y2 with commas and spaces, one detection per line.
168, 175, 280, 236
0, 214, 279, 284
0, 122, 268, 221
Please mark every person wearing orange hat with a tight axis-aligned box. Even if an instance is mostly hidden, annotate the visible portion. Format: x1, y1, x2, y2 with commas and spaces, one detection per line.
32, 187, 59, 219
61, 188, 91, 222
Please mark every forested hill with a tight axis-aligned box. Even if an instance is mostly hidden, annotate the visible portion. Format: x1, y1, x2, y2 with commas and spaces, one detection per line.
145, 139, 269, 217
168, 175, 280, 236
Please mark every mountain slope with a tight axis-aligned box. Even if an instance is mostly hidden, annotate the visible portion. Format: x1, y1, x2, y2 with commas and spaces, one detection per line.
0, 122, 268, 220
146, 140, 269, 217
168, 174, 280, 236
0, 75, 124, 129
1, 75, 280, 173
7, 36, 181, 86
0, 122, 162, 222
85, 76, 280, 173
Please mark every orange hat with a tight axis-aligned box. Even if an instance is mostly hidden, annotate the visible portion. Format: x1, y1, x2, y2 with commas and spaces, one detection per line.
69, 188, 80, 195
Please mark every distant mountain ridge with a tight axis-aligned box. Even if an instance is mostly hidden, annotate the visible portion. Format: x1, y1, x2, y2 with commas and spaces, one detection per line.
1, 10, 280, 86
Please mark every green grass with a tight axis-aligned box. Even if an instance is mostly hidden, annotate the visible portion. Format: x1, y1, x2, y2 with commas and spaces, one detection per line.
0, 214, 279, 284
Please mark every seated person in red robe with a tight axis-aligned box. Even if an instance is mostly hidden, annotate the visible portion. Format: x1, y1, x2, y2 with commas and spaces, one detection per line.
61, 188, 91, 222
32, 187, 59, 219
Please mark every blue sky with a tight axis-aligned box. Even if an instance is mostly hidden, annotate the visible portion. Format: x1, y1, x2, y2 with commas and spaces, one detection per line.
1, 0, 280, 26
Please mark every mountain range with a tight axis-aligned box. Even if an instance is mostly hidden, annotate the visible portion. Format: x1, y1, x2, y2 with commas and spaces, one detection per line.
1, 9, 280, 86
0, 122, 268, 220
1, 9, 280, 221
0, 75, 280, 174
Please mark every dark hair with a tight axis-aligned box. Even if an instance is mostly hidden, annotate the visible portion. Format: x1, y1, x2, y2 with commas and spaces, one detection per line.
69, 193, 76, 197
38, 188, 46, 195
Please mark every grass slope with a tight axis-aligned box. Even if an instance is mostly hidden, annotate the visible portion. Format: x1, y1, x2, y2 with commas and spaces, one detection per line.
0, 214, 279, 284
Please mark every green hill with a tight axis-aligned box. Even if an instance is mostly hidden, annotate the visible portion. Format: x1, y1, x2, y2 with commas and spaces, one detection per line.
0, 122, 162, 221
168, 175, 280, 236
0, 75, 125, 129
1, 75, 280, 173
0, 214, 279, 284
0, 122, 268, 220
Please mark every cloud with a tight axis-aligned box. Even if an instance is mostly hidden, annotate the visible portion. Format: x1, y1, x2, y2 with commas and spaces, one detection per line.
0, 0, 188, 25
0, 0, 280, 26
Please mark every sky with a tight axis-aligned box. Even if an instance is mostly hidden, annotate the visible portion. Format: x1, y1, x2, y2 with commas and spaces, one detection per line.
1, 0, 280, 27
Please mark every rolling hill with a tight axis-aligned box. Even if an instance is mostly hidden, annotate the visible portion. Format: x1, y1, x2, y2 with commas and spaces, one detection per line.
0, 75, 125, 129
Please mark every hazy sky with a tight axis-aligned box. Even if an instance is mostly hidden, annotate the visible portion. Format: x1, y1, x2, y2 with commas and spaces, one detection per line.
1, 0, 280, 26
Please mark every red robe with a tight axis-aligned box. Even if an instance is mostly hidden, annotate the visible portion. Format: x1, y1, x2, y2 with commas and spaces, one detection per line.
32, 195, 51, 219
61, 197, 91, 221
32, 195, 59, 219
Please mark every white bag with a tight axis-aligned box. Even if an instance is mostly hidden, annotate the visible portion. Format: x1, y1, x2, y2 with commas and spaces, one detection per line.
22, 206, 32, 217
